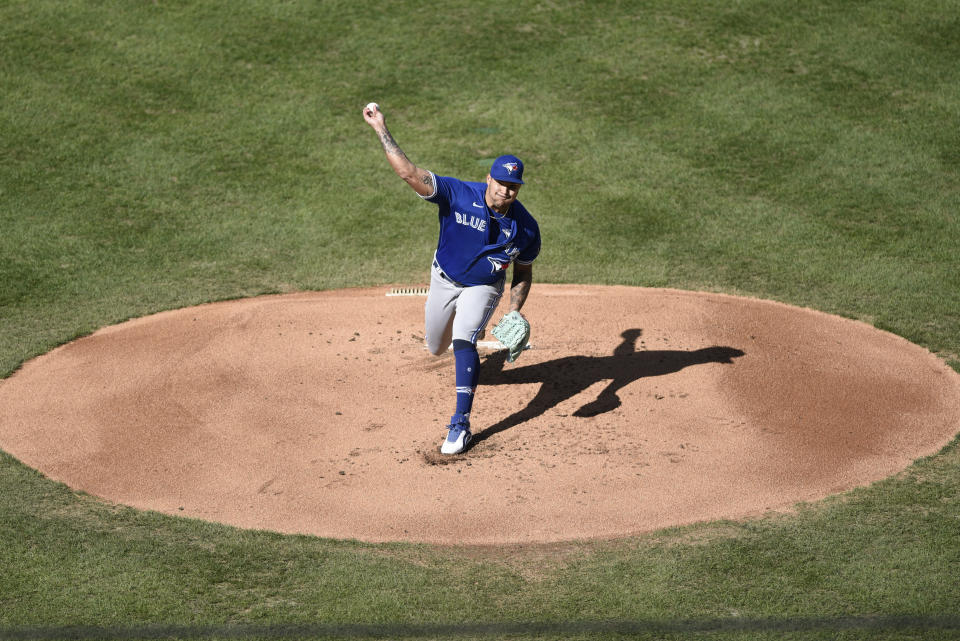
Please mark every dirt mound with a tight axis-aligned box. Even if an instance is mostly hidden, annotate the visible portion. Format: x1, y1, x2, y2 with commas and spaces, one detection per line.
1, 285, 957, 544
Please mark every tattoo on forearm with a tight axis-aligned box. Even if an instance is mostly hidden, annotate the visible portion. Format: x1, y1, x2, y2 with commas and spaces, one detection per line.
510, 279, 530, 310
378, 129, 406, 158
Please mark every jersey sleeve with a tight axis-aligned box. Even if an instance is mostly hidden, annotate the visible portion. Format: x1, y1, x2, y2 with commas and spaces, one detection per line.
420, 173, 456, 206
516, 219, 541, 265
515, 242, 540, 265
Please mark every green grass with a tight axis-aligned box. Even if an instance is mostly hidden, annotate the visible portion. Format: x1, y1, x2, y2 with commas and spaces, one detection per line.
2, 0, 960, 639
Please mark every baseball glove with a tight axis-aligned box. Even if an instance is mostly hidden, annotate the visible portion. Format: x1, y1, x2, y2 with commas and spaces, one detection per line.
491, 311, 530, 363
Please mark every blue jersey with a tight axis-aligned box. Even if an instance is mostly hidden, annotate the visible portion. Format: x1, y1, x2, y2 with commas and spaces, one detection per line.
422, 173, 541, 286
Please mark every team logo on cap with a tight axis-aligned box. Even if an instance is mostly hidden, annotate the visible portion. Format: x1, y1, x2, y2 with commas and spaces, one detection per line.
501, 162, 519, 174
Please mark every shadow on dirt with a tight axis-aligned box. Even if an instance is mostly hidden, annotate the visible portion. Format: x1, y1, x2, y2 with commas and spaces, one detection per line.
472, 328, 744, 447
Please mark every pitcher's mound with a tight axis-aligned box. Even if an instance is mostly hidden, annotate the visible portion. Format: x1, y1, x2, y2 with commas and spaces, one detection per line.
1, 285, 958, 545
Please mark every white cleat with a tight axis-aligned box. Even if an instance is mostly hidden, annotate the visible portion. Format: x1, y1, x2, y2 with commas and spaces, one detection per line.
440, 414, 472, 455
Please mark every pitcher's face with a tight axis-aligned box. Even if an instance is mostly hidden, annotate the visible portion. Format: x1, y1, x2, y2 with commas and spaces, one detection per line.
485, 175, 521, 213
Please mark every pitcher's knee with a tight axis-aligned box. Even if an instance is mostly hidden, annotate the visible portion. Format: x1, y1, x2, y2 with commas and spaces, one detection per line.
425, 336, 447, 356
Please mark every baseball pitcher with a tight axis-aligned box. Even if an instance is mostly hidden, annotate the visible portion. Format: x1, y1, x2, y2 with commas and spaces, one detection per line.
362, 102, 541, 455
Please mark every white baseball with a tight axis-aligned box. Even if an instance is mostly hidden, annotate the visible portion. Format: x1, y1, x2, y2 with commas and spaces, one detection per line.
365, 102, 379, 113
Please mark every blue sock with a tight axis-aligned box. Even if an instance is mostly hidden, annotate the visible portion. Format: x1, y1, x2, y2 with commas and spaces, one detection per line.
452, 339, 480, 418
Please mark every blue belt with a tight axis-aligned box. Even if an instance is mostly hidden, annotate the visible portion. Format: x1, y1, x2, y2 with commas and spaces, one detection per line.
433, 259, 466, 288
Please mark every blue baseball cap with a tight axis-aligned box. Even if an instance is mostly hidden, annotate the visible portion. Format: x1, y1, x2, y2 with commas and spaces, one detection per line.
489, 154, 525, 184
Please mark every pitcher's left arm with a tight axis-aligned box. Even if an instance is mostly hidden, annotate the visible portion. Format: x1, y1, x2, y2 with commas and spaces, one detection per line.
509, 262, 532, 313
